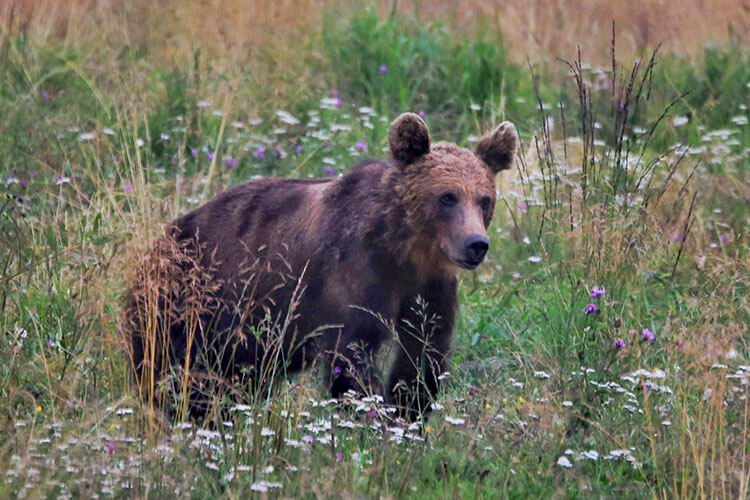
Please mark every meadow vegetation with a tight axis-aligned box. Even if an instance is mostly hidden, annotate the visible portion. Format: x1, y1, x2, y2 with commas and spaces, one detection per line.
1, 1, 749, 498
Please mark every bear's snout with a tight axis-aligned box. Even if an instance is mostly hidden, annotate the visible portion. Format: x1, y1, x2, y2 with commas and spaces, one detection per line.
464, 235, 489, 266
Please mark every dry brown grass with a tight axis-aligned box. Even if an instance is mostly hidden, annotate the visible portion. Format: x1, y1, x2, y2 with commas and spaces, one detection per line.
399, 0, 750, 63
0, 0, 336, 109
3, 0, 747, 66
1, 0, 325, 61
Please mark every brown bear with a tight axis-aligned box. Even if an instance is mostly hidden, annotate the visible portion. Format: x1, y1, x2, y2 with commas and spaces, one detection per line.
124, 113, 517, 421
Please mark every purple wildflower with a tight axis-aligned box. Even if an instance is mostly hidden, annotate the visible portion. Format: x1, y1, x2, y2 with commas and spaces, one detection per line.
123, 185, 132, 193
20, 178, 28, 188
336, 452, 343, 461
335, 97, 342, 108
274, 146, 283, 158
672, 234, 683, 243
584, 303, 598, 315
41, 90, 50, 100
642, 328, 655, 342
720, 234, 728, 244
302, 435, 314, 443
207, 151, 215, 161
296, 144, 304, 153
518, 202, 528, 213
29, 171, 35, 179
226, 158, 238, 168
368, 409, 377, 419
468, 385, 478, 395
333, 366, 342, 374
190, 148, 198, 158
48, 339, 54, 347
613, 339, 626, 349
108, 442, 115, 453
324, 166, 335, 176
418, 110, 426, 118
380, 65, 388, 74
253, 147, 265, 159
356, 140, 368, 152
590, 286, 606, 299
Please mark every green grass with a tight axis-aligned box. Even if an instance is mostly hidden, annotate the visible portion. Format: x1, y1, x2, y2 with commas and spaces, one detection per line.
320, 9, 537, 136
1, 7, 749, 499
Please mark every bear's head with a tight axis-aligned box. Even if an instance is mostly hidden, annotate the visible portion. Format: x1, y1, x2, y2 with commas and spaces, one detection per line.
388, 112, 518, 273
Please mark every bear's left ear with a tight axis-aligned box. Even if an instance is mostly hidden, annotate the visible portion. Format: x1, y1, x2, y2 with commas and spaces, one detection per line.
388, 112, 431, 165
475, 121, 518, 173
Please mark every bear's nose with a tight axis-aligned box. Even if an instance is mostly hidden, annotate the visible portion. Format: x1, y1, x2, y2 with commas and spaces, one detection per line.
464, 236, 489, 264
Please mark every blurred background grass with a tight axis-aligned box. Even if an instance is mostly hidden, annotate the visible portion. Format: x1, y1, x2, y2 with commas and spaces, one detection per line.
5, 0, 749, 63
1, 1, 749, 498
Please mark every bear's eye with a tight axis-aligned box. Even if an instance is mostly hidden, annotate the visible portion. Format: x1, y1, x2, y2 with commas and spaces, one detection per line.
440, 192, 458, 207
479, 196, 493, 212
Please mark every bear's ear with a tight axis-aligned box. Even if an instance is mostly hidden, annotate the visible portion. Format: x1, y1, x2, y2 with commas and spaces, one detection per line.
475, 121, 518, 173
388, 112, 431, 165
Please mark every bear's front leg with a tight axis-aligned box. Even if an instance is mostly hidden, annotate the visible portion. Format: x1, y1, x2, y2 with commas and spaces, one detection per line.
387, 277, 457, 421
326, 315, 387, 400
328, 347, 384, 400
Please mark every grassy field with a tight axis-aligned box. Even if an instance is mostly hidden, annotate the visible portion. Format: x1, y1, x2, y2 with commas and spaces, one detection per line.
1, 2, 749, 498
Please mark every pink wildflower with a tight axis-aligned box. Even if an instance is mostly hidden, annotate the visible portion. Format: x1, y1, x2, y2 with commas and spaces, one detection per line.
642, 328, 655, 342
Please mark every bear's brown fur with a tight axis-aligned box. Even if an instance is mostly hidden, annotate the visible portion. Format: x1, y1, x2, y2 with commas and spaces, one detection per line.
125, 113, 517, 420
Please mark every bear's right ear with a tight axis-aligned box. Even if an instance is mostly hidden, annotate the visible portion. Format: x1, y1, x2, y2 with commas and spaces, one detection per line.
388, 112, 431, 165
